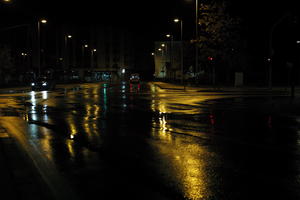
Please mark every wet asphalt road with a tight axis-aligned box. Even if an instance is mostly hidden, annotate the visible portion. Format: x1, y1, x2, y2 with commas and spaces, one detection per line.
1, 82, 300, 200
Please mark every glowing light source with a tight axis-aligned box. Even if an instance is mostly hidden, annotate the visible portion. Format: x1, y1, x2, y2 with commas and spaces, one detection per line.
40, 19, 47, 24
2, 0, 13, 4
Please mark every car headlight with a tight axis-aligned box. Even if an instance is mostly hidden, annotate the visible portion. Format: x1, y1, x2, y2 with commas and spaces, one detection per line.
31, 83, 35, 86
42, 82, 47, 86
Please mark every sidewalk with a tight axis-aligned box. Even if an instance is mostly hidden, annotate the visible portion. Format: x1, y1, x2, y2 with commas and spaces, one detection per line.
152, 81, 295, 96
0, 126, 54, 200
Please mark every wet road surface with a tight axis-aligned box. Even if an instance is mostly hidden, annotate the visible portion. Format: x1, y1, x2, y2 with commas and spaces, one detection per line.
1, 82, 300, 200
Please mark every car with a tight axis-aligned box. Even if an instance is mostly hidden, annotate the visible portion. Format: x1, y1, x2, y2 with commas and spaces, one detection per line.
31, 76, 56, 91
129, 73, 140, 84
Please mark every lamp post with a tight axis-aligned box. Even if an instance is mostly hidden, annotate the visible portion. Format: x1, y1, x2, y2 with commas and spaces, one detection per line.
268, 12, 290, 89
158, 47, 165, 78
91, 48, 96, 69
64, 34, 72, 70
81, 44, 88, 68
166, 34, 174, 80
161, 43, 167, 79
37, 18, 47, 77
195, 0, 199, 77
174, 18, 184, 88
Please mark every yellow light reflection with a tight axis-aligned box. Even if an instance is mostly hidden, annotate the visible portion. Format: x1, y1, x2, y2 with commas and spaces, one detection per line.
39, 127, 53, 161
149, 82, 218, 199
65, 113, 78, 158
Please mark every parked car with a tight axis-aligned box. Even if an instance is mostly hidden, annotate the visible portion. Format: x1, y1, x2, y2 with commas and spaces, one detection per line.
31, 76, 56, 91
129, 73, 140, 84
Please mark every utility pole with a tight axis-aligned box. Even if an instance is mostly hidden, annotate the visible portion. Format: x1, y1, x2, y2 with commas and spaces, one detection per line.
268, 12, 290, 89
195, 0, 199, 78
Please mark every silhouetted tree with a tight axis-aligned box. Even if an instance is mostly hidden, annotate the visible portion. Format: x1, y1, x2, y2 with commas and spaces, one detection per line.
197, 0, 247, 84
0, 45, 14, 84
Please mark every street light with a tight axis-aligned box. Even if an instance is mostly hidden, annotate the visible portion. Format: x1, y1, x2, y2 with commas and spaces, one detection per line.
174, 18, 184, 87
166, 34, 174, 80
64, 34, 72, 70
268, 12, 290, 89
91, 48, 96, 68
195, 0, 199, 76
81, 43, 88, 67
1, 0, 13, 4
158, 44, 167, 79
37, 18, 47, 76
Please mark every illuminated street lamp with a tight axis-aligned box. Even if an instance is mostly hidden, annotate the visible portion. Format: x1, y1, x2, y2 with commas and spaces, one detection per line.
196, 0, 199, 74
37, 18, 47, 76
1, 0, 13, 4
81, 43, 88, 67
91, 48, 97, 68
64, 34, 72, 70
174, 18, 184, 86
166, 34, 174, 80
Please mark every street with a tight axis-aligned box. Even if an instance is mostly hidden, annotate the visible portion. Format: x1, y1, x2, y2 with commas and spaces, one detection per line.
1, 82, 300, 200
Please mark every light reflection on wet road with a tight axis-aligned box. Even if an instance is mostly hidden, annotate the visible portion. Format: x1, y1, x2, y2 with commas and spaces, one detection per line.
1, 82, 300, 199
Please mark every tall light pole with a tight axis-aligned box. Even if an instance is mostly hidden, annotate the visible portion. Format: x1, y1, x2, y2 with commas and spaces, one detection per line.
81, 44, 88, 68
161, 43, 167, 79
174, 18, 184, 87
195, 0, 199, 77
91, 48, 96, 69
268, 12, 290, 89
37, 18, 47, 77
64, 34, 72, 70
166, 34, 174, 80
158, 46, 165, 79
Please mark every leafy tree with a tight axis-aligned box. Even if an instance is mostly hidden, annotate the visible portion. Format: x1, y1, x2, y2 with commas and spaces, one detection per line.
197, 0, 247, 84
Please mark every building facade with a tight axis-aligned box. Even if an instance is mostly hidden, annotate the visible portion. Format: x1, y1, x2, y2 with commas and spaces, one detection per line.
154, 41, 186, 80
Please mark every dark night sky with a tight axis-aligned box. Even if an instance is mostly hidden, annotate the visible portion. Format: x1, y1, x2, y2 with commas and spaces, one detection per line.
1, 0, 296, 36
1, 0, 299, 55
